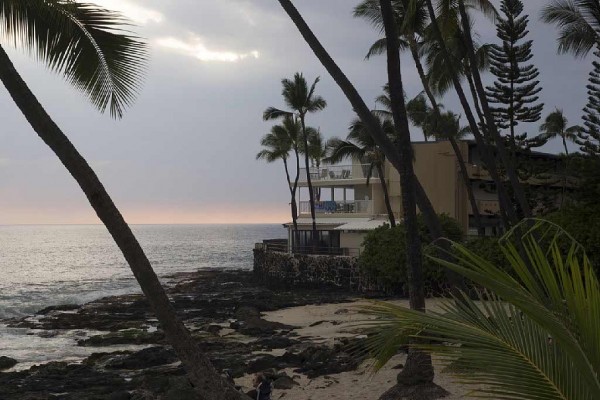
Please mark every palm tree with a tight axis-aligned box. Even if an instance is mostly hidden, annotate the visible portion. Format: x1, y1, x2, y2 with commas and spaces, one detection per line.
540, 109, 582, 157
326, 115, 397, 226
540, 109, 582, 208
0, 2, 242, 398
361, 219, 600, 400
542, 0, 600, 58
264, 73, 326, 251
305, 128, 326, 201
257, 116, 302, 245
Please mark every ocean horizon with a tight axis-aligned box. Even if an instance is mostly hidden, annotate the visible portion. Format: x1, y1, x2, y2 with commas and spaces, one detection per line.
0, 224, 286, 319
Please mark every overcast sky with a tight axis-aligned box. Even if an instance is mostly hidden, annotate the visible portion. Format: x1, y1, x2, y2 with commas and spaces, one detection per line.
0, 0, 590, 224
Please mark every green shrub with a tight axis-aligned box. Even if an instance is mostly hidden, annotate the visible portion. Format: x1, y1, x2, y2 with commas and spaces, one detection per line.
358, 214, 463, 295
546, 205, 600, 274
462, 236, 508, 272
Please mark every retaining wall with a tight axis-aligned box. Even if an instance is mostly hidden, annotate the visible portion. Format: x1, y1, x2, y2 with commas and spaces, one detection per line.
253, 248, 386, 293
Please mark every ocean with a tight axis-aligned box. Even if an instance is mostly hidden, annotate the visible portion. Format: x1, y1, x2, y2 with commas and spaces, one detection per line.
0, 224, 286, 369
0, 224, 286, 319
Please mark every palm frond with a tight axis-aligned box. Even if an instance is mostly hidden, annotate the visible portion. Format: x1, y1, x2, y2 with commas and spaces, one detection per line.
542, 0, 599, 57
263, 106, 293, 121
0, 0, 148, 118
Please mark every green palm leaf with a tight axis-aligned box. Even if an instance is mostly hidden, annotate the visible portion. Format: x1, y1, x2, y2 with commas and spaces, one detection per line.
358, 220, 600, 400
0, 0, 148, 118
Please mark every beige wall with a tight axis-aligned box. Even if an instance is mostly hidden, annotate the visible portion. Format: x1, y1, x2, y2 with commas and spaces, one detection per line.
340, 232, 366, 251
384, 141, 470, 232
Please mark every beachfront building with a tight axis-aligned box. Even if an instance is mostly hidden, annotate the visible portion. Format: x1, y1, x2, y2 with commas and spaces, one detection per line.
284, 140, 572, 255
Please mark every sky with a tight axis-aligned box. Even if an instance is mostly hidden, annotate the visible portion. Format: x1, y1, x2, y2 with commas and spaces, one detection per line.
0, 0, 592, 224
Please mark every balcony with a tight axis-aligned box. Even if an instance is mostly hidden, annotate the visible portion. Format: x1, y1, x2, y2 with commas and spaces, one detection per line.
298, 164, 379, 183
299, 200, 373, 215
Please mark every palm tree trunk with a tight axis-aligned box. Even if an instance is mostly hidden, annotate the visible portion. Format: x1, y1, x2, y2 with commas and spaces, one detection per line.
423, 0, 516, 228
378, 0, 435, 385
456, 0, 532, 219
408, 39, 435, 120
300, 116, 319, 252
449, 137, 485, 236
283, 158, 299, 250
292, 146, 301, 249
376, 163, 396, 227
465, 68, 486, 129
408, 41, 485, 236
0, 45, 245, 400
561, 135, 569, 209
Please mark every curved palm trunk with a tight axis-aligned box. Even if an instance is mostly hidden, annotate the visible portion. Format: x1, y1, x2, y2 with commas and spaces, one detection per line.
300, 117, 319, 251
376, 163, 396, 227
423, 0, 516, 228
408, 45, 430, 143
408, 41, 485, 236
456, 0, 532, 219
0, 45, 245, 400
283, 158, 299, 249
291, 146, 301, 249
465, 68, 486, 126
449, 138, 485, 236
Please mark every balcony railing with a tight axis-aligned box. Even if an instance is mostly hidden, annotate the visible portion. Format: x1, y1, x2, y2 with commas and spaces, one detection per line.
299, 200, 372, 215
299, 164, 380, 182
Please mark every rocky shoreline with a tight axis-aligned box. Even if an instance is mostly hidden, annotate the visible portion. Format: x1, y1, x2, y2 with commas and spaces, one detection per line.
0, 269, 375, 400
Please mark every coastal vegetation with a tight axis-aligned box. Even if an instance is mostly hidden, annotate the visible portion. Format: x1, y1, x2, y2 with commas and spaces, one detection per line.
361, 220, 600, 400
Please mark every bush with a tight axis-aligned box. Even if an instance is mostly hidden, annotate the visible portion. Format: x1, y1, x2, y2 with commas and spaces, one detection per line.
462, 236, 508, 272
546, 205, 600, 274
358, 214, 463, 295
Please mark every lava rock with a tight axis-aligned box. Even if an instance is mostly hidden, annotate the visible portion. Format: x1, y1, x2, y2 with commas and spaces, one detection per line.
0, 356, 17, 370
105, 347, 178, 370
273, 375, 299, 389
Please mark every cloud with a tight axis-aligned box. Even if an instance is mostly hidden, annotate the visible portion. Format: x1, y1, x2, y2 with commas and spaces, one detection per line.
156, 36, 260, 63
92, 0, 163, 24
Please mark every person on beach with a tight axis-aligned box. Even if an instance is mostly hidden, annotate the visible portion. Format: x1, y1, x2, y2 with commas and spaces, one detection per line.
248, 373, 272, 400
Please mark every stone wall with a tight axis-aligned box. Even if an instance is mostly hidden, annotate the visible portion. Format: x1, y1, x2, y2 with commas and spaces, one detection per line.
253, 248, 384, 293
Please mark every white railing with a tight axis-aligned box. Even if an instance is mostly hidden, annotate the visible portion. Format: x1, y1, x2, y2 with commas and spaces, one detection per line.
298, 164, 380, 182
299, 200, 373, 215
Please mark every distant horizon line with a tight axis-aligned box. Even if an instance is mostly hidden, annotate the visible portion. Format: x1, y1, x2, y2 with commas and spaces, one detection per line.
0, 222, 285, 226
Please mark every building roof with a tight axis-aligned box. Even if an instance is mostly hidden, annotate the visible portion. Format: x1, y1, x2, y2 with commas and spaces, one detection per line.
334, 219, 390, 231
283, 217, 391, 231
283, 217, 372, 227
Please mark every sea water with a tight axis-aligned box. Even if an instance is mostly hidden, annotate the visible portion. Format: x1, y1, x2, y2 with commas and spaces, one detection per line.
0, 224, 285, 369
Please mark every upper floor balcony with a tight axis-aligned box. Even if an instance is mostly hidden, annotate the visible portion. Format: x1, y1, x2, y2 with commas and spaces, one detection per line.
298, 164, 380, 185
299, 200, 373, 215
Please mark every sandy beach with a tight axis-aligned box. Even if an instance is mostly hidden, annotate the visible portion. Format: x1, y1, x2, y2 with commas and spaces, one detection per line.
235, 300, 480, 400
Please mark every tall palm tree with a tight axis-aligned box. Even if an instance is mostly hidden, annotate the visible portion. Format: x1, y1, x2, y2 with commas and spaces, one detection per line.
540, 109, 582, 156
0, 2, 243, 398
361, 220, 600, 400
306, 128, 326, 201
542, 0, 600, 58
264, 73, 327, 250
326, 115, 397, 226
257, 116, 302, 244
